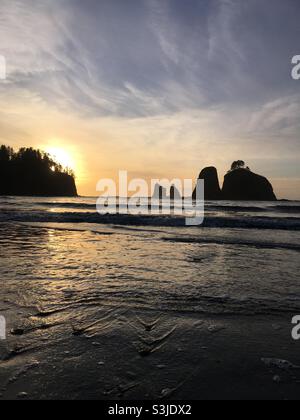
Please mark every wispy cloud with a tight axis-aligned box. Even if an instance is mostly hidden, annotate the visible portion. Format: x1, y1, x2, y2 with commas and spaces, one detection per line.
0, 0, 299, 197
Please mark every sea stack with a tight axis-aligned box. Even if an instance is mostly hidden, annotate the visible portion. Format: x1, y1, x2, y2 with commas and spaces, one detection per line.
193, 167, 222, 200
222, 168, 277, 201
152, 184, 181, 200
152, 184, 167, 200
170, 185, 181, 200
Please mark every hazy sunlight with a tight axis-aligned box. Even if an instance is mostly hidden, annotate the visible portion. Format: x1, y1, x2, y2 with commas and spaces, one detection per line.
45, 146, 75, 171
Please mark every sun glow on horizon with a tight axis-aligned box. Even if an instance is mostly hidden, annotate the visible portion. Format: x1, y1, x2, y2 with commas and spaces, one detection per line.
45, 146, 75, 172
42, 142, 87, 192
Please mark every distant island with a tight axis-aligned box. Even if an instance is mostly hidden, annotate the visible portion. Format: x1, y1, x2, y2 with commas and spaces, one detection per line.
0, 147, 277, 201
0, 145, 78, 197
154, 160, 277, 202
193, 161, 277, 201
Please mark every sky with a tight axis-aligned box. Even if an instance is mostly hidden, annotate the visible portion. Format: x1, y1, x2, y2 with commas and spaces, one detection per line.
0, 0, 299, 198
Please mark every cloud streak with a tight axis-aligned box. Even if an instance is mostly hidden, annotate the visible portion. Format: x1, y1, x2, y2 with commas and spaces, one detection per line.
0, 0, 299, 198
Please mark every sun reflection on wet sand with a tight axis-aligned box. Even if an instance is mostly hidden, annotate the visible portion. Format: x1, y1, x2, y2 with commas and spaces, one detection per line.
1, 222, 300, 399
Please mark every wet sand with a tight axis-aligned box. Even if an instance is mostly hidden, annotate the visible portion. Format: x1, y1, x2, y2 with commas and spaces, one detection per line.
0, 220, 300, 400
1, 309, 300, 400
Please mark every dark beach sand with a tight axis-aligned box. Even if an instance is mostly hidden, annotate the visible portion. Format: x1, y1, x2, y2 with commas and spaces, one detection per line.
0, 216, 300, 400
1, 309, 300, 400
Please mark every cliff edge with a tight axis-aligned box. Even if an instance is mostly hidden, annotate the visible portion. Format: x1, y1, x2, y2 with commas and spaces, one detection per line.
0, 145, 78, 197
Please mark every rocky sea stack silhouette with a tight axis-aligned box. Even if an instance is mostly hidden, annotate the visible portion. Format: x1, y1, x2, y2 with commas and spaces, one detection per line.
0, 145, 78, 197
193, 167, 222, 200
222, 168, 277, 201
152, 183, 181, 200
194, 161, 277, 201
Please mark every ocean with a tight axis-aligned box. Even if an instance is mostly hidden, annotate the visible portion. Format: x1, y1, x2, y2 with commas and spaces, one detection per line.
0, 197, 300, 399
1, 196, 300, 316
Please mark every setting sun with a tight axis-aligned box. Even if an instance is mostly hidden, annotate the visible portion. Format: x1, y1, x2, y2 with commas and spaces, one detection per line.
45, 146, 75, 171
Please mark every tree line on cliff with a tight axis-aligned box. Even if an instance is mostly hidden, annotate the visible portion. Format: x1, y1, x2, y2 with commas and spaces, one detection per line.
0, 145, 77, 196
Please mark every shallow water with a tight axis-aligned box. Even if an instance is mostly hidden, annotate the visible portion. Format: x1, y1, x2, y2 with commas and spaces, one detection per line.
0, 196, 300, 317
0, 197, 300, 399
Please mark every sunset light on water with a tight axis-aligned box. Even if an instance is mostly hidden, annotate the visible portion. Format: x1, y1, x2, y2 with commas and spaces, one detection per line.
0, 0, 300, 404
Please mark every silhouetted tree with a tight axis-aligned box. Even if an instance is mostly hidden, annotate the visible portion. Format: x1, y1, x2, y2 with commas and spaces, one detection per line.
0, 145, 77, 196
231, 160, 246, 171
0, 145, 14, 162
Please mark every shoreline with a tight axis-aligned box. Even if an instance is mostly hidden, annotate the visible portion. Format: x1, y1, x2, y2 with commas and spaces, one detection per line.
0, 216, 299, 400
1, 310, 300, 400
